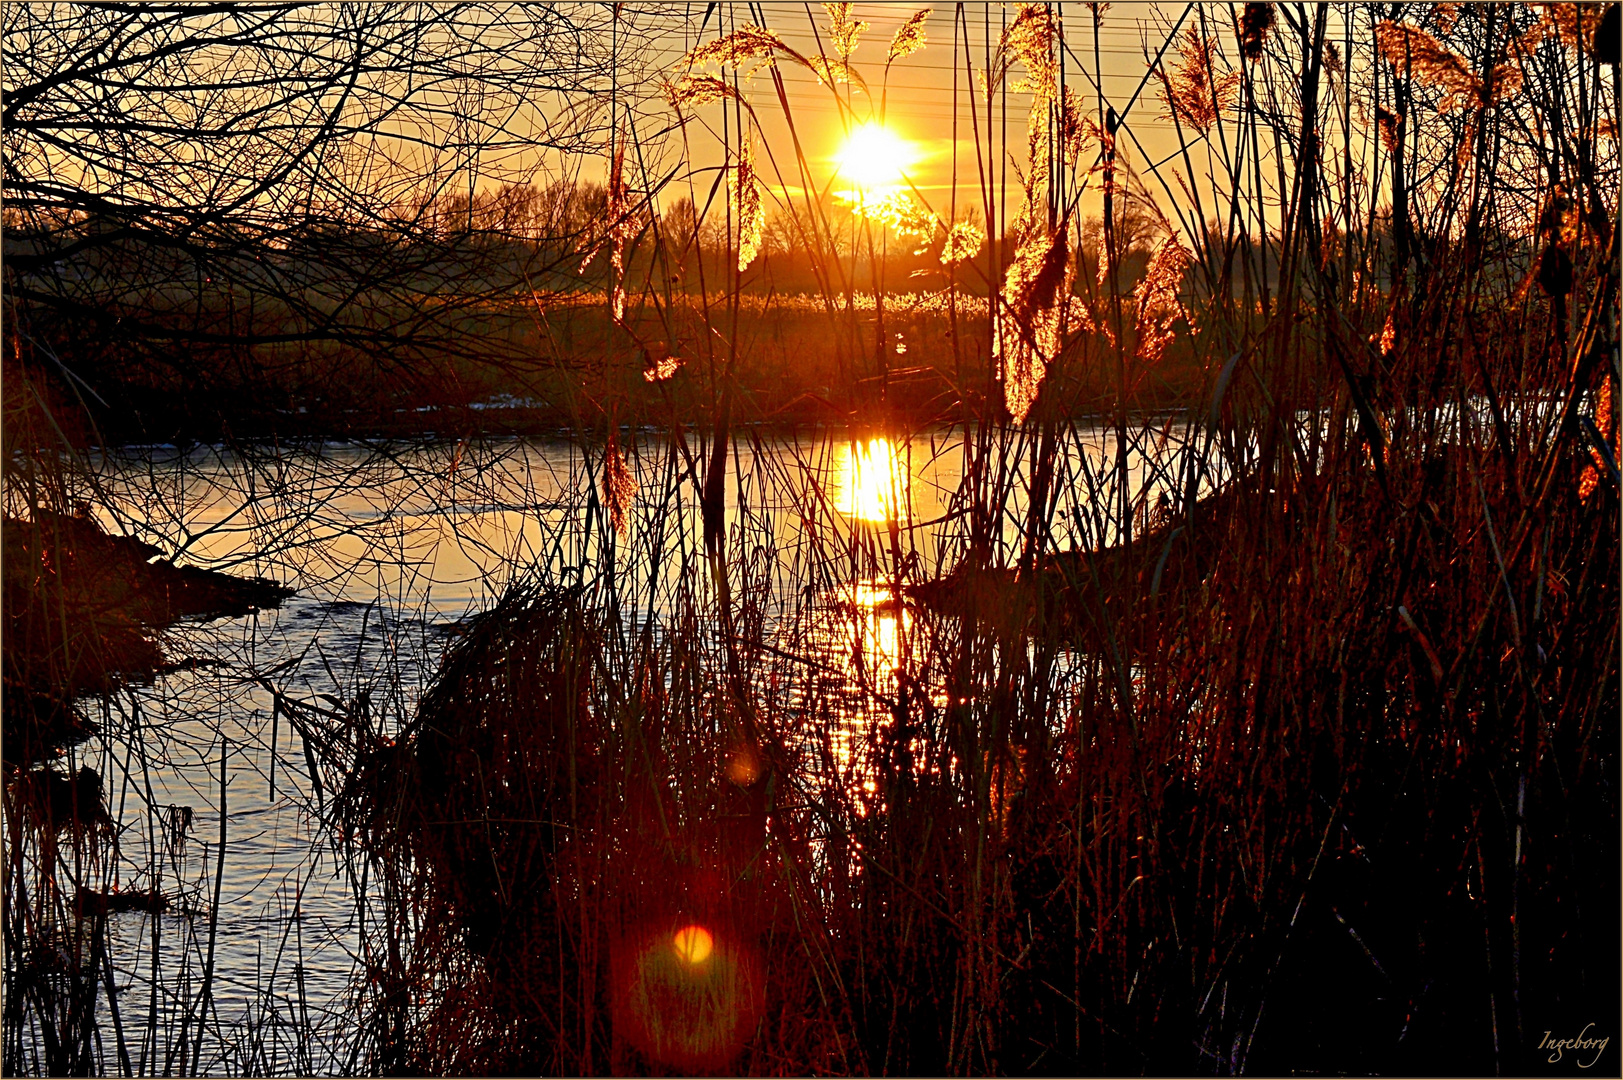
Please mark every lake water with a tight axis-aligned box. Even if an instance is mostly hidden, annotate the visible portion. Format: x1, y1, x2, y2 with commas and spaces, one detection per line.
60, 422, 1208, 1074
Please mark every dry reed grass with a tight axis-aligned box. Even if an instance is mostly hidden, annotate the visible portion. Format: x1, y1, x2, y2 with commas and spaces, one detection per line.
6, 2, 1617, 1075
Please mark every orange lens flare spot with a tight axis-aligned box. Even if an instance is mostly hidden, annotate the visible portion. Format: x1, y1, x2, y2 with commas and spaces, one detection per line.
726, 746, 762, 786
672, 924, 713, 965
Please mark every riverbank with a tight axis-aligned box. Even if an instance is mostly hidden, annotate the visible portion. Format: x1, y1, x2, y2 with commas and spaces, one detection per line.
7, 287, 1228, 446
2, 512, 291, 773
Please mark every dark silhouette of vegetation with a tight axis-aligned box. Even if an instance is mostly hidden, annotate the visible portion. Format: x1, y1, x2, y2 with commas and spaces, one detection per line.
3, 2, 1617, 1076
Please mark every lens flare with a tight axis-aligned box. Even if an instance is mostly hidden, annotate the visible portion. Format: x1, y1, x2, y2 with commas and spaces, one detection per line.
614, 923, 764, 1071
725, 744, 762, 786
672, 924, 713, 965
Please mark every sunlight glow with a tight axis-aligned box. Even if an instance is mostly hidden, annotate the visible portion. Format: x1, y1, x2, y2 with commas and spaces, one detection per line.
833, 122, 916, 194
838, 438, 908, 522
672, 924, 713, 965
846, 579, 911, 685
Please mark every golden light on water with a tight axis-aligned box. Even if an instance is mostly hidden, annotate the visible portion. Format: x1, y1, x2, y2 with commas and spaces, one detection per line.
833, 121, 916, 195
847, 579, 910, 685
672, 924, 713, 965
849, 581, 895, 607
838, 438, 908, 522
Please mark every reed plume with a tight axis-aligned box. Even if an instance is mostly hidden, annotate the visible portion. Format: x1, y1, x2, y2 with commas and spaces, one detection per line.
1540, 2, 1607, 54
607, 139, 629, 321
643, 354, 682, 382
1323, 40, 1343, 78
1158, 25, 1240, 131
997, 223, 1071, 423
887, 9, 931, 64
807, 55, 861, 88
1238, 2, 1275, 61
1374, 20, 1484, 111
1060, 85, 1087, 165
939, 220, 984, 266
848, 190, 934, 247
665, 74, 740, 110
824, 3, 867, 60
1003, 3, 1058, 100
1581, 375, 1618, 501
729, 134, 763, 271
1376, 105, 1404, 154
684, 25, 784, 72
1132, 238, 1189, 364
603, 430, 636, 538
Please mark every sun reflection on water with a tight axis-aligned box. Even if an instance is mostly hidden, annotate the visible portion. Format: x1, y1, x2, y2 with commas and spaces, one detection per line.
847, 579, 909, 681
838, 438, 908, 522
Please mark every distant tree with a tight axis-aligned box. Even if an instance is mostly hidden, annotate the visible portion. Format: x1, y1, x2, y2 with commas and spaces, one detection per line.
1, 2, 674, 443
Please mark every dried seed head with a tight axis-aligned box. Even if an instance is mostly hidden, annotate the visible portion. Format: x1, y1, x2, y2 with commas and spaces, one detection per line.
1375, 20, 1485, 110
1539, 184, 1579, 241
1539, 2, 1608, 54
1319, 213, 1342, 269
607, 140, 632, 321
644, 354, 683, 382
1239, 3, 1275, 61
1003, 4, 1059, 100
684, 25, 785, 72
807, 55, 859, 87
1579, 462, 1601, 501
1132, 239, 1190, 364
729, 135, 764, 271
996, 222, 1073, 423
1376, 106, 1404, 154
665, 74, 740, 110
824, 2, 868, 59
1453, 118, 1478, 176
1159, 25, 1240, 131
1579, 372, 1613, 502
844, 190, 935, 240
1571, 373, 1610, 500
888, 9, 931, 63
940, 220, 985, 265
1323, 41, 1343, 78
1060, 85, 1088, 165
604, 432, 637, 538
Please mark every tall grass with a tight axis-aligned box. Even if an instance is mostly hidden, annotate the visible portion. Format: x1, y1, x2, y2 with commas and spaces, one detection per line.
317, 4, 1619, 1076
5, 2, 1616, 1075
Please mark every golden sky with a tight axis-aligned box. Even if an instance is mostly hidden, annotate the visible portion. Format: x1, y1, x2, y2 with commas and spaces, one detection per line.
655, 3, 1192, 216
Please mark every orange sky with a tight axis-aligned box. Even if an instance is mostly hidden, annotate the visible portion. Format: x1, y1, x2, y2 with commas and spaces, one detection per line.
652, 3, 1193, 223
538, 2, 1378, 248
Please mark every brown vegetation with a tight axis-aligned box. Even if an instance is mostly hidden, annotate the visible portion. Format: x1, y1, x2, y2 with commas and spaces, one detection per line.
3, 1, 1617, 1075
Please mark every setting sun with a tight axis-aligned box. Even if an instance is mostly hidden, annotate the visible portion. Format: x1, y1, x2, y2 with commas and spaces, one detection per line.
833, 121, 916, 194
